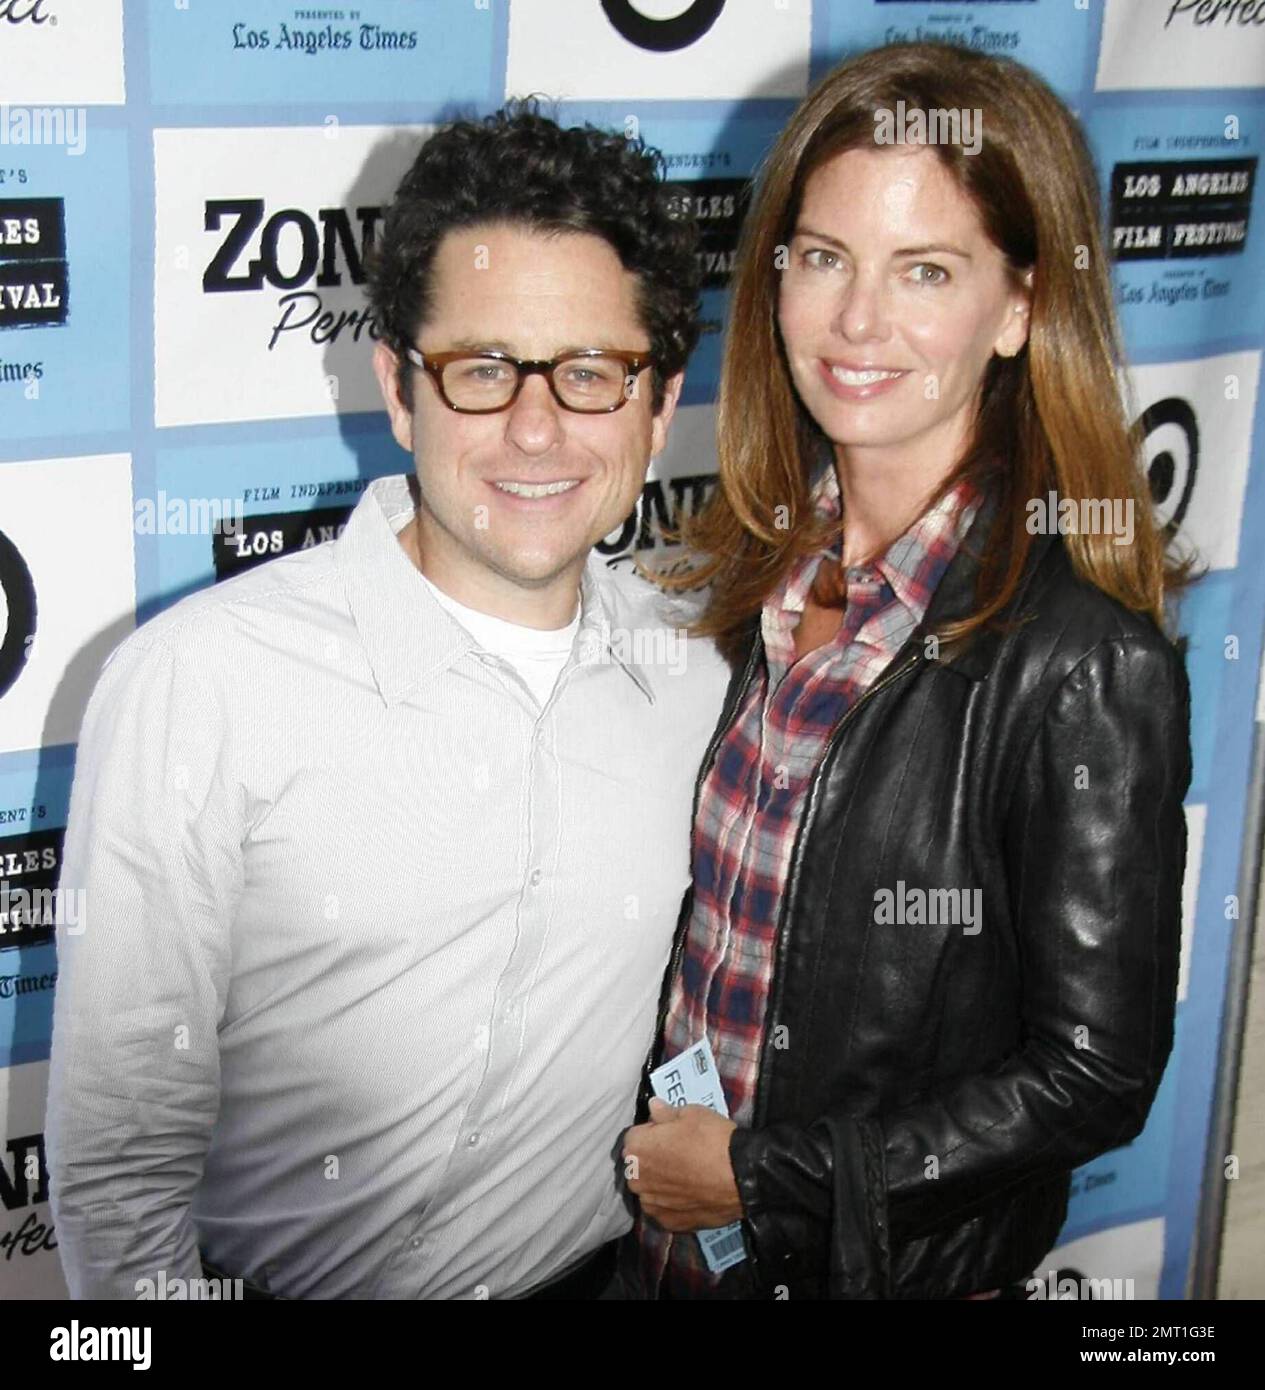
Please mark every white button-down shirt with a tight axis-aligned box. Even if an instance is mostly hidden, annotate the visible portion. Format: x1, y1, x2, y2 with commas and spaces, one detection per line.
46, 473, 729, 1300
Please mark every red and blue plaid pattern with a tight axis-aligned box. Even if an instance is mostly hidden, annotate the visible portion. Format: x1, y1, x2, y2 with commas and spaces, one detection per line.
638, 468, 979, 1298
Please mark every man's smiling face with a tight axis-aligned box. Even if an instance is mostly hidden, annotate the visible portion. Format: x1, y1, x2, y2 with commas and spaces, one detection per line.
374, 220, 681, 613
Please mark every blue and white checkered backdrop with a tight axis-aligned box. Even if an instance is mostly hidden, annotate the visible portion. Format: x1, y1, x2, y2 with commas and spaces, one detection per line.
1, 0, 1261, 1299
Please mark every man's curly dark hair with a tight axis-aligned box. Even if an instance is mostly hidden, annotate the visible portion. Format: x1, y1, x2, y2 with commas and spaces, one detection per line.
365, 99, 702, 415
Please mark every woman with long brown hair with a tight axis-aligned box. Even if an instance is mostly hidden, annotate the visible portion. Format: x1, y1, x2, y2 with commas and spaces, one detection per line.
620, 40, 1192, 1300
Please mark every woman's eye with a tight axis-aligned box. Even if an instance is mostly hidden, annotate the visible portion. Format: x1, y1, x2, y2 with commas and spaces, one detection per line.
802, 247, 839, 270
910, 263, 949, 286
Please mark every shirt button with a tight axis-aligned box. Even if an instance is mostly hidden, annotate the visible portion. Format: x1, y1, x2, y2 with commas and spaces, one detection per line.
409, 1236, 423, 1250
529, 868, 542, 886
467, 1132, 481, 1147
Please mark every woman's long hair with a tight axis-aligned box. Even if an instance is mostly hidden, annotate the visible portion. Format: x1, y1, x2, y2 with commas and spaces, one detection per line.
657, 41, 1192, 662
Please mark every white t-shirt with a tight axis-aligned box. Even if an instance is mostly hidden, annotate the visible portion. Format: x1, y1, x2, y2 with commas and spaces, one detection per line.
418, 572, 581, 708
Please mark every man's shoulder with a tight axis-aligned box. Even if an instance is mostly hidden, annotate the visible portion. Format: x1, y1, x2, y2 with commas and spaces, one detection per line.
112, 542, 346, 669
587, 555, 732, 695
588, 555, 707, 629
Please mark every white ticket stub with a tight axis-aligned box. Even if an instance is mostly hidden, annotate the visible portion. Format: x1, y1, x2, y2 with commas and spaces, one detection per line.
648, 1036, 747, 1274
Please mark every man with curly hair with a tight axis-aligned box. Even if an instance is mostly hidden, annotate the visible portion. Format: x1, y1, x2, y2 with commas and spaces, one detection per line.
46, 105, 729, 1301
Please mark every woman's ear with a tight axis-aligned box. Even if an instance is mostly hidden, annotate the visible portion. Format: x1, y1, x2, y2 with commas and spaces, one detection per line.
995, 271, 1034, 360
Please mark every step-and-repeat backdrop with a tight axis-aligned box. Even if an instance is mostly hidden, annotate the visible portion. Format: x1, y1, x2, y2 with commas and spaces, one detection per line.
1, 0, 1262, 1300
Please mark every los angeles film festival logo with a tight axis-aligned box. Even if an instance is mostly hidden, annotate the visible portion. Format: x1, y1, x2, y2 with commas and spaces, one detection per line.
0, 878, 83, 941
1111, 155, 1256, 266
0, 199, 68, 330
664, 178, 747, 290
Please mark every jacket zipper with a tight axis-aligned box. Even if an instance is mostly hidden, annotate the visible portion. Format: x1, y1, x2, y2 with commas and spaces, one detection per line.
751, 651, 922, 1126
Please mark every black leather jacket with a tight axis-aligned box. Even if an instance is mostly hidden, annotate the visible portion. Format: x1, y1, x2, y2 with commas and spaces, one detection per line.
640, 491, 1191, 1299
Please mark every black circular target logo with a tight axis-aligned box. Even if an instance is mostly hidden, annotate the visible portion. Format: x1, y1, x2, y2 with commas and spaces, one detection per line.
600, 0, 725, 52
0, 527, 37, 700
1140, 396, 1198, 537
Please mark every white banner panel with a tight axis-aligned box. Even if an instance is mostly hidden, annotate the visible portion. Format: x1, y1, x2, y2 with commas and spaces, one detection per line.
0, 454, 135, 755
0, 0, 125, 106
154, 123, 432, 428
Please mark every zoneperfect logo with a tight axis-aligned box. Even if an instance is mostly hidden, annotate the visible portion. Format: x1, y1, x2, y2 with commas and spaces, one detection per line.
1110, 156, 1256, 260
0, 0, 53, 25
0, 1124, 56, 1265
0, 199, 67, 329
199, 181, 753, 342
202, 198, 379, 350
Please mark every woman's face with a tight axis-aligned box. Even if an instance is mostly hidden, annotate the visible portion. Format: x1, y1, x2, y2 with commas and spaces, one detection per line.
777, 144, 1031, 470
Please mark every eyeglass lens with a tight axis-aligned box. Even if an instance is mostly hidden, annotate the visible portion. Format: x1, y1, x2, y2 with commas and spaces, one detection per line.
441, 356, 633, 411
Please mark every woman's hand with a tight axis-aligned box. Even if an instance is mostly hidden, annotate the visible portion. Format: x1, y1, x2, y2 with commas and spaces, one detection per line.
622, 1099, 743, 1231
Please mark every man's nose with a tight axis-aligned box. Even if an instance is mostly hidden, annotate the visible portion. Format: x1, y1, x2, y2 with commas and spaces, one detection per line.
503, 370, 566, 454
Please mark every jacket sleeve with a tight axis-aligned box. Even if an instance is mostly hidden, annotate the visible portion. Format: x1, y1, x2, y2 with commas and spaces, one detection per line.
727, 634, 1192, 1296
45, 632, 241, 1299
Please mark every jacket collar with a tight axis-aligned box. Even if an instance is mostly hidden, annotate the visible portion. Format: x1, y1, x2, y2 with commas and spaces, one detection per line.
729, 471, 1060, 687
917, 480, 1058, 681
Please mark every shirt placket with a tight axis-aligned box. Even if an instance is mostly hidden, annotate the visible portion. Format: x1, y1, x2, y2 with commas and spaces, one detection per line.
379, 656, 572, 1299
694, 673, 775, 1047
653, 673, 770, 1296
655, 568, 823, 1292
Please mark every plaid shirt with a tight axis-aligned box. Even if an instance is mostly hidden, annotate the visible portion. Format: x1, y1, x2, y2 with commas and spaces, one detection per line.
638, 467, 979, 1299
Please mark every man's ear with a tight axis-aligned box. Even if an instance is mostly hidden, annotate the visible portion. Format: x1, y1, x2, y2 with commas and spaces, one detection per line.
649, 369, 686, 459
373, 341, 414, 453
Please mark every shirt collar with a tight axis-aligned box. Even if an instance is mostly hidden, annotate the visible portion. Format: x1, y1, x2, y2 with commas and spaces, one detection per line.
779, 461, 979, 623
574, 562, 658, 704
875, 479, 980, 619
335, 474, 654, 707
